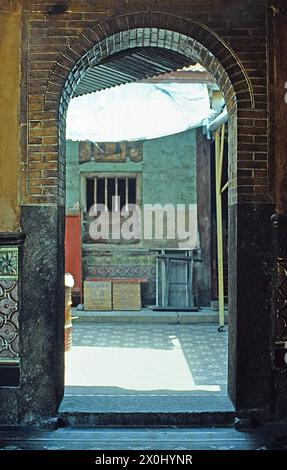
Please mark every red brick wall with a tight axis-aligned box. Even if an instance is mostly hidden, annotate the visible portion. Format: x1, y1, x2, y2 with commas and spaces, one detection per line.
20, 0, 271, 206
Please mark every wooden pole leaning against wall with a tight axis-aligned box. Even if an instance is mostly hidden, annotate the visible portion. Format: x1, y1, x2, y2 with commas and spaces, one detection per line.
214, 124, 228, 331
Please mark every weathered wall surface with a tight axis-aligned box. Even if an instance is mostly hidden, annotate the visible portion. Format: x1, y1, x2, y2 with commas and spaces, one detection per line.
0, 7, 21, 232
142, 131, 196, 207
268, 1, 287, 418
66, 130, 196, 214
66, 129, 198, 305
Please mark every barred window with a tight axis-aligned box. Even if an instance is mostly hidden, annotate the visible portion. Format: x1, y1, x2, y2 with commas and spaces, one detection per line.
86, 176, 137, 212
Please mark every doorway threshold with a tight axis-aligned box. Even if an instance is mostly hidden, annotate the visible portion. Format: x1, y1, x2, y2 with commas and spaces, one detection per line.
59, 388, 235, 427
72, 307, 228, 324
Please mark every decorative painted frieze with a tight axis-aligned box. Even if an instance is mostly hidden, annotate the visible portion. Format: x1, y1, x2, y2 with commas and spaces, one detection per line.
78, 141, 143, 164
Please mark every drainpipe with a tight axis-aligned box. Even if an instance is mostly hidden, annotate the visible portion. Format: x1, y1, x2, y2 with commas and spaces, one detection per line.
207, 107, 228, 136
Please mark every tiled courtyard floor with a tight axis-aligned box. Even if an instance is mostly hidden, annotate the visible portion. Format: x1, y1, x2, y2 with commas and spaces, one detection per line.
3, 324, 286, 451
65, 323, 228, 397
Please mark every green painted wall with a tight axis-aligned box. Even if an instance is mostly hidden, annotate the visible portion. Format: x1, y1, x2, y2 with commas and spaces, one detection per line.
66, 128, 197, 212
142, 130, 196, 206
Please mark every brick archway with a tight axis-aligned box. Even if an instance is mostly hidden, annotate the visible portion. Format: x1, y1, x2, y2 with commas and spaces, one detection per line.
22, 12, 258, 206
14, 10, 274, 425
45, 12, 254, 113
51, 14, 267, 415
39, 12, 256, 210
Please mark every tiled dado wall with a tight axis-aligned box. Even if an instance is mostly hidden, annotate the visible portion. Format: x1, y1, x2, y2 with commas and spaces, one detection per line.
0, 243, 20, 386
0, 247, 19, 360
83, 249, 156, 305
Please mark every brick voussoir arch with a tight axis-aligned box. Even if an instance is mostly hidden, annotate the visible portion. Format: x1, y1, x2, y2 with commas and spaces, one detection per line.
44, 11, 254, 114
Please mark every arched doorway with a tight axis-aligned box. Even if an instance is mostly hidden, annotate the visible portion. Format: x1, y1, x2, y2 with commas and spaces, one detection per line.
17, 13, 273, 424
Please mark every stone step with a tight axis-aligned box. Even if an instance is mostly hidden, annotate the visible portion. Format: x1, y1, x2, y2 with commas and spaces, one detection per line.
72, 308, 229, 324
58, 395, 235, 427
0, 425, 276, 451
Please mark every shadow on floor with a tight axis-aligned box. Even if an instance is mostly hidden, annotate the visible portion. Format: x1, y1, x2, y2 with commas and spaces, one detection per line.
66, 323, 228, 394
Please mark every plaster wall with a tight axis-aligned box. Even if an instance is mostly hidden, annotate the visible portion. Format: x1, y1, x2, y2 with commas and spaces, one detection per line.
0, 8, 21, 232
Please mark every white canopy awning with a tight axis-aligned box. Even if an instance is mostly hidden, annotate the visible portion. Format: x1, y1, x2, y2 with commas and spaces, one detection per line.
66, 82, 215, 142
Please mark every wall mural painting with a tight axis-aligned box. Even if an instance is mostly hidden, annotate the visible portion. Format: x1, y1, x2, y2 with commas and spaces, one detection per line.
78, 141, 143, 164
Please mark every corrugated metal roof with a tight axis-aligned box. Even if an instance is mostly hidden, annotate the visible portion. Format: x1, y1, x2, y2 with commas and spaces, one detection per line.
73, 47, 195, 97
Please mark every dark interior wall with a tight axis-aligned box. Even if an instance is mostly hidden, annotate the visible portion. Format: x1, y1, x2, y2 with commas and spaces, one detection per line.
269, 2, 287, 417
228, 202, 274, 414
20, 206, 65, 423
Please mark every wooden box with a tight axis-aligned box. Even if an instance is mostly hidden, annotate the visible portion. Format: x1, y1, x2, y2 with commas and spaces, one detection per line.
112, 280, 141, 311
84, 280, 112, 311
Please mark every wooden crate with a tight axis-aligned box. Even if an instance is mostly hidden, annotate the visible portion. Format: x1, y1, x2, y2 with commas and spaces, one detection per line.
84, 280, 112, 311
112, 281, 141, 311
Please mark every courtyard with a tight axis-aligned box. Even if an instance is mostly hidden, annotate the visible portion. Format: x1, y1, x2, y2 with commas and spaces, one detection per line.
61, 322, 230, 422
65, 323, 228, 395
